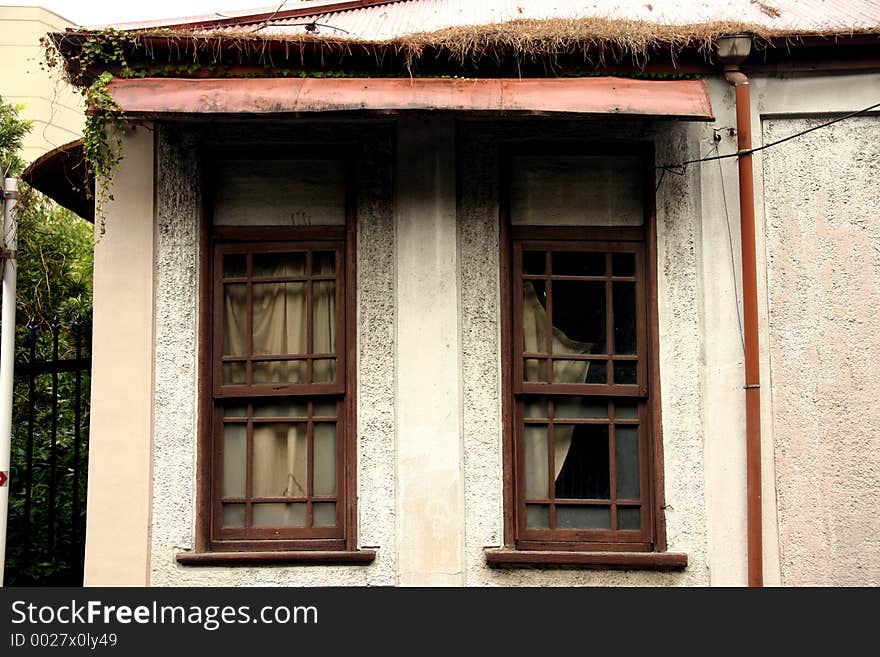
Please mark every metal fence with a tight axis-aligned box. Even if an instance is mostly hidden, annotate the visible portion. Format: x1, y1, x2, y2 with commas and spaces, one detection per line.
6, 319, 91, 586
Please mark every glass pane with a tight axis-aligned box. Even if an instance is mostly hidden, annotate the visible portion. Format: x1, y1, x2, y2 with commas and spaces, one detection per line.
312, 359, 337, 384
586, 361, 608, 384
313, 502, 337, 527
524, 359, 547, 382
313, 251, 336, 275
222, 504, 245, 528
223, 253, 247, 277
252, 361, 307, 384
613, 282, 637, 354
552, 280, 605, 353
253, 252, 306, 278
224, 403, 248, 418
312, 281, 336, 353
222, 362, 246, 385
552, 360, 595, 384
554, 424, 610, 499
252, 503, 306, 527
525, 504, 550, 529
522, 281, 547, 355
313, 423, 337, 496
222, 284, 247, 356
556, 505, 611, 529
524, 426, 549, 499
552, 251, 605, 276
613, 362, 638, 385
615, 402, 639, 420
553, 397, 607, 419
612, 252, 636, 277
253, 282, 307, 356
222, 424, 246, 498
618, 507, 641, 530
313, 400, 338, 417
524, 399, 548, 418
252, 423, 308, 498
523, 251, 545, 275
252, 400, 308, 418
615, 426, 640, 500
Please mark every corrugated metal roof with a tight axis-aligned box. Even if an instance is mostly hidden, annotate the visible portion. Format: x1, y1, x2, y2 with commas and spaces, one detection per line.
132, 0, 880, 38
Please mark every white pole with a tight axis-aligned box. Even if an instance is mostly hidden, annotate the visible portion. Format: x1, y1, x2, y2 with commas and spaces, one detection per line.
0, 177, 19, 586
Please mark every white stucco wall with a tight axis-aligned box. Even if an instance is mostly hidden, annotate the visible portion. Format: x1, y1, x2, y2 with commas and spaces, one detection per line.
116, 71, 880, 587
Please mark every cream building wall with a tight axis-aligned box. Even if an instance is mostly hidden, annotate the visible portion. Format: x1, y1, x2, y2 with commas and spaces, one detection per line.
0, 5, 83, 165
83, 71, 880, 587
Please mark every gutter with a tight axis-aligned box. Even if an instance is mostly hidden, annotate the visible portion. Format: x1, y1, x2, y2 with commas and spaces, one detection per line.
717, 35, 763, 587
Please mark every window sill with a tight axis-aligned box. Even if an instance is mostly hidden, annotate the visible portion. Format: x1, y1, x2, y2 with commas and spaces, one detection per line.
484, 549, 687, 571
176, 549, 376, 566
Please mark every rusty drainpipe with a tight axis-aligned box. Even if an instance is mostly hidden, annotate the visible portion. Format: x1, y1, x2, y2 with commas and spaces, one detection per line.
717, 34, 763, 587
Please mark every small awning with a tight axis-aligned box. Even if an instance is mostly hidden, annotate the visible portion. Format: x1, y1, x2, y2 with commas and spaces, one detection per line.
104, 76, 714, 120
22, 141, 94, 222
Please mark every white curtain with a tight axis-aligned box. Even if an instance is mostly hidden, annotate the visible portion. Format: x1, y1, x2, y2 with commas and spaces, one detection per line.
522, 282, 593, 479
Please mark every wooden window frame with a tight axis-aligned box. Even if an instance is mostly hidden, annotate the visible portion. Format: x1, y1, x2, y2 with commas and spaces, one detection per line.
192, 145, 360, 556
498, 143, 669, 555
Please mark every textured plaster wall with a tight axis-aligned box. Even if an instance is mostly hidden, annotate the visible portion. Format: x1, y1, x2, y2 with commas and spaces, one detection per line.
762, 115, 880, 586
458, 119, 711, 586
150, 122, 396, 586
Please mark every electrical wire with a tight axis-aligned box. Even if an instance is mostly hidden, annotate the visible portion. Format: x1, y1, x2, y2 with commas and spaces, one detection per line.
657, 100, 880, 177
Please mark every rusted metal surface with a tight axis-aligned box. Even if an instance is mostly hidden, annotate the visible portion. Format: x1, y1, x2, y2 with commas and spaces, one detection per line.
21, 141, 93, 222
111, 0, 880, 38
725, 69, 763, 588
103, 77, 714, 120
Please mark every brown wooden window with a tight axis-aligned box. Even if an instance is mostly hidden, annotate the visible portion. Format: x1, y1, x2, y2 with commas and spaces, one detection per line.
502, 146, 664, 554
200, 150, 356, 554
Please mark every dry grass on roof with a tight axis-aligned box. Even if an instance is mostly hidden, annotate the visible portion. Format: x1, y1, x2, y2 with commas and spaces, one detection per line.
55, 15, 880, 78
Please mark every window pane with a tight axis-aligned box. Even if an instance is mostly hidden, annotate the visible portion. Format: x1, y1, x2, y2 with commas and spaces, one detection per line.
615, 426, 641, 500
612, 252, 636, 277
554, 424, 610, 499
618, 507, 641, 530
556, 505, 611, 529
213, 158, 345, 226
613, 282, 637, 355
524, 399, 548, 418
613, 362, 638, 385
252, 361, 307, 384
526, 504, 550, 529
524, 359, 547, 382
524, 426, 549, 499
223, 254, 247, 277
252, 503, 306, 527
552, 280, 605, 353
523, 251, 545, 275
252, 423, 308, 498
313, 251, 336, 275
313, 423, 337, 497
222, 424, 246, 498
312, 359, 337, 384
252, 400, 308, 418
553, 397, 607, 419
222, 504, 245, 528
552, 251, 605, 276
552, 360, 601, 384
312, 281, 336, 353
313, 400, 338, 417
253, 252, 306, 278
522, 281, 547, 355
313, 502, 337, 527
252, 282, 307, 356
222, 284, 247, 356
615, 402, 639, 420
222, 362, 246, 385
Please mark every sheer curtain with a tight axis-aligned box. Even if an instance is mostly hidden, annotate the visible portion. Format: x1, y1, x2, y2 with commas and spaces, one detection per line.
522, 282, 593, 480
223, 253, 336, 526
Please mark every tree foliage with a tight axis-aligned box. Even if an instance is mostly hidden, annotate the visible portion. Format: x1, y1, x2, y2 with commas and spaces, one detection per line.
1, 96, 93, 585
